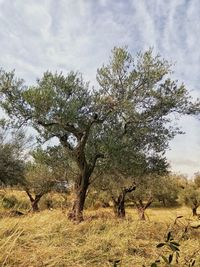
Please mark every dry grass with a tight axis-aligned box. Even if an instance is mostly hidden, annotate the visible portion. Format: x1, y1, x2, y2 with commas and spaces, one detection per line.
0, 206, 200, 267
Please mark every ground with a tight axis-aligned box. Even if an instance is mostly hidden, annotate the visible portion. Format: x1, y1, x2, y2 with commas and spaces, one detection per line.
0, 203, 200, 267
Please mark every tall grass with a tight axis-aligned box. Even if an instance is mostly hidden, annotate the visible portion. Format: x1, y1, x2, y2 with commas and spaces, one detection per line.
0, 206, 200, 266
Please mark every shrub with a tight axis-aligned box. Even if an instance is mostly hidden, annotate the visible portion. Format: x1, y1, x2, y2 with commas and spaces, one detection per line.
1, 195, 18, 209
40, 193, 69, 210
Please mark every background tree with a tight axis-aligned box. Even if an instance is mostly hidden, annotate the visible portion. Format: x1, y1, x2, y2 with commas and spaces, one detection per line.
180, 181, 200, 216
0, 47, 199, 222
194, 172, 200, 188
154, 174, 179, 207
24, 161, 56, 212
31, 145, 75, 189
0, 119, 28, 186
125, 156, 169, 220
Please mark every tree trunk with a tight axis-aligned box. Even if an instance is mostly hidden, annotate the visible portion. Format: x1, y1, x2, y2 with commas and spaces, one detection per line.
112, 184, 136, 218
59, 121, 104, 223
138, 208, 146, 220
68, 173, 89, 222
25, 190, 43, 212
133, 197, 153, 221
31, 199, 40, 212
162, 198, 166, 207
192, 207, 198, 216
112, 194, 126, 218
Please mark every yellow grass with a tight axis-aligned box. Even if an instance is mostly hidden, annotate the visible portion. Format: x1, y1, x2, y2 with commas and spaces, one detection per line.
0, 190, 200, 266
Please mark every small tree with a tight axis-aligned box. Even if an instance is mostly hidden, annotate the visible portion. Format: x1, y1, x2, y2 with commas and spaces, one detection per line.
180, 183, 200, 216
126, 158, 169, 220
154, 174, 179, 207
24, 162, 56, 212
96, 174, 136, 218
130, 175, 158, 220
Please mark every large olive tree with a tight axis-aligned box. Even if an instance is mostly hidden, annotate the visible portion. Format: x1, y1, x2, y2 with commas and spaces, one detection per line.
0, 47, 199, 222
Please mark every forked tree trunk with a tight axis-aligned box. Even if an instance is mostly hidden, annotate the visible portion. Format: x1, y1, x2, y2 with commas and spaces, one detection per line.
137, 208, 146, 220
133, 197, 153, 221
31, 198, 40, 212
112, 184, 136, 218
58, 118, 104, 223
25, 190, 43, 212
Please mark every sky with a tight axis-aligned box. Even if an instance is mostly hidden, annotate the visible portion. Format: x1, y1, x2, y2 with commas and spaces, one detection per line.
0, 0, 200, 177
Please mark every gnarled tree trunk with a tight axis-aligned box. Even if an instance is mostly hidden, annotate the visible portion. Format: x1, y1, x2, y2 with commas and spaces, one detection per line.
59, 118, 104, 223
31, 196, 41, 212
112, 194, 126, 218
67, 152, 104, 222
133, 197, 153, 221
25, 190, 43, 212
112, 184, 136, 218
68, 172, 89, 222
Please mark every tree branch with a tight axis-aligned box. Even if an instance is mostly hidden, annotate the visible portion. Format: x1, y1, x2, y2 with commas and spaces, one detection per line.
25, 189, 34, 202
88, 153, 104, 177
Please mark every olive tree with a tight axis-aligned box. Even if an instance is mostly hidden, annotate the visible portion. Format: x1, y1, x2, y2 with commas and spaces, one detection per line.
24, 162, 56, 211
154, 174, 179, 207
0, 119, 27, 186
194, 172, 200, 188
180, 182, 200, 216
0, 47, 199, 222
31, 145, 74, 187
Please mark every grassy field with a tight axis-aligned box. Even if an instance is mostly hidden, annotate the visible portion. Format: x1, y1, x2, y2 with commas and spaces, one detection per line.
0, 192, 200, 266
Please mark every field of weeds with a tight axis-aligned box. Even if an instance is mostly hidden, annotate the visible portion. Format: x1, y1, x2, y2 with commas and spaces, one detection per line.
0, 202, 200, 267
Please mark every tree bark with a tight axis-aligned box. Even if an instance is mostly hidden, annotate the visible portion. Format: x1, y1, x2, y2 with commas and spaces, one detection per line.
31, 198, 40, 212
59, 119, 104, 223
68, 173, 89, 222
138, 208, 146, 220
112, 194, 126, 218
112, 184, 136, 218
192, 206, 198, 216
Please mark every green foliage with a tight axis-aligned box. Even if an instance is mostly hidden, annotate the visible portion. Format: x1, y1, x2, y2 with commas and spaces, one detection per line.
0, 121, 28, 186
0, 47, 199, 166
154, 175, 179, 207
180, 183, 200, 213
24, 162, 56, 196
150, 228, 197, 267
31, 145, 74, 184
194, 172, 200, 188
1, 194, 18, 209
40, 193, 69, 210
0, 192, 30, 210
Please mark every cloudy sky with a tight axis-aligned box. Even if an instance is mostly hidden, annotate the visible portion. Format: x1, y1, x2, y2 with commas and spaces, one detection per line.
0, 0, 200, 177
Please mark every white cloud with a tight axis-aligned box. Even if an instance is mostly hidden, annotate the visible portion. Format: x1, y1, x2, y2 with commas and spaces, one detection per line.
0, 0, 199, 176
